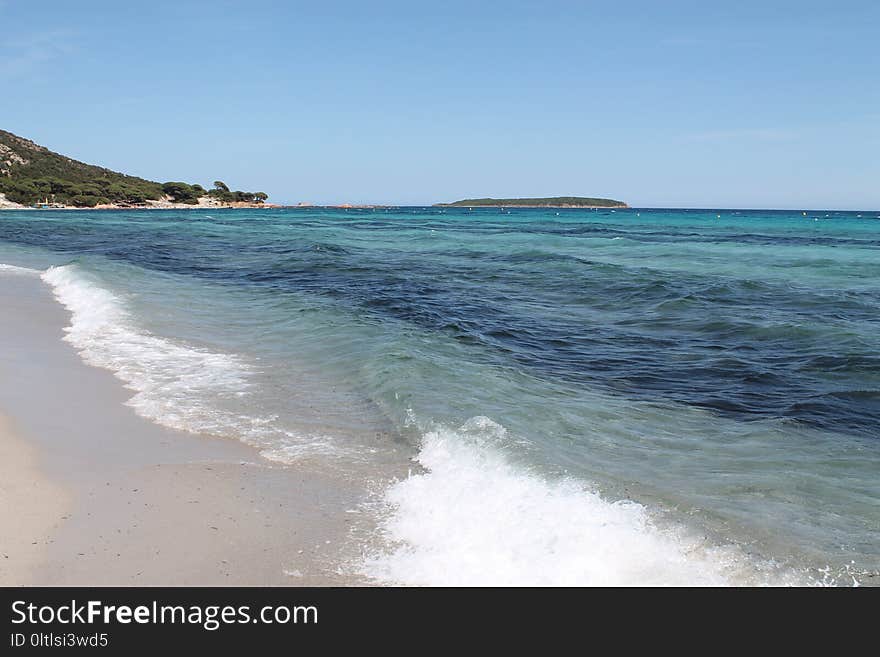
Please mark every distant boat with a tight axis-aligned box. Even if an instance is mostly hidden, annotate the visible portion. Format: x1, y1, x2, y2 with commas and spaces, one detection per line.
32, 197, 56, 209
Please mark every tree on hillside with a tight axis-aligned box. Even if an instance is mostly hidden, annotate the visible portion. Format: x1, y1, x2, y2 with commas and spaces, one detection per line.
204, 180, 266, 204
0, 129, 165, 205
162, 181, 203, 204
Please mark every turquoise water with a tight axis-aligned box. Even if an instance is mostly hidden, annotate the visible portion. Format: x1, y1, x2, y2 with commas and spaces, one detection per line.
1, 207, 878, 585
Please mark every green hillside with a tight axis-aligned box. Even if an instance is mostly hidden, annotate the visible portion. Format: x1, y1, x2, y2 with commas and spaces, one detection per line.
437, 196, 628, 208
0, 130, 164, 206
0, 130, 267, 207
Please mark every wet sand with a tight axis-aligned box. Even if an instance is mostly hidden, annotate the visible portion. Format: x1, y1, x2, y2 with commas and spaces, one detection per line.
0, 272, 375, 585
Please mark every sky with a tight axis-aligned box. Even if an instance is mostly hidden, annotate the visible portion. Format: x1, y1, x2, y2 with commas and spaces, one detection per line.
1, 0, 878, 208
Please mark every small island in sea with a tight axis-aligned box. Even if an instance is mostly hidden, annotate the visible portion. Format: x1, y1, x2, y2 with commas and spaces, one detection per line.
0, 129, 275, 210
436, 196, 628, 208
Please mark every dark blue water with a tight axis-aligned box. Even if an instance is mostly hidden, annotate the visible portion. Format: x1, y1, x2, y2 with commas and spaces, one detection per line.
2, 207, 878, 437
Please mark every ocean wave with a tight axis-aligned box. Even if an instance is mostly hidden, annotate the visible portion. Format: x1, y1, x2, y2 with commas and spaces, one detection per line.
40, 264, 338, 462
361, 415, 801, 586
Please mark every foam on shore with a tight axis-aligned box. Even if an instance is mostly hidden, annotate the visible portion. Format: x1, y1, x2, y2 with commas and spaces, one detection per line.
362, 416, 802, 586
40, 264, 338, 461
0, 263, 41, 276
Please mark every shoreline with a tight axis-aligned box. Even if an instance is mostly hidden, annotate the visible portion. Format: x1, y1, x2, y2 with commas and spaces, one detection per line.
0, 192, 280, 211
0, 204, 281, 211
0, 270, 373, 585
3, 210, 874, 586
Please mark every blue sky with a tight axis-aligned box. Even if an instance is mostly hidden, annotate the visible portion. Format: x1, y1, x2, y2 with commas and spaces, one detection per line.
1, 0, 878, 208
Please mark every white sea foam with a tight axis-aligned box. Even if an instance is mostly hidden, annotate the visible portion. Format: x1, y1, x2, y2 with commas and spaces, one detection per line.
40, 264, 336, 462
363, 415, 791, 586
0, 263, 41, 276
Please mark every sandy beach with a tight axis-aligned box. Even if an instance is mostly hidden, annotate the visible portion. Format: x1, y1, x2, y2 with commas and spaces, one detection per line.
0, 272, 371, 586
0, 414, 69, 585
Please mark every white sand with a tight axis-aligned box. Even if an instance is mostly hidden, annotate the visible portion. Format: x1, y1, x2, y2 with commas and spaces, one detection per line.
0, 271, 374, 585
0, 414, 69, 585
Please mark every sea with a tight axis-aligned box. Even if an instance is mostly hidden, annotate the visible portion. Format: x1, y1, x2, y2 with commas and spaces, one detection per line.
1, 206, 877, 586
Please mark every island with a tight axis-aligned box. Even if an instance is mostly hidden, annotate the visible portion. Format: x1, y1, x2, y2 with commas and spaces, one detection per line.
435, 196, 628, 208
0, 129, 275, 210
